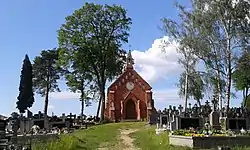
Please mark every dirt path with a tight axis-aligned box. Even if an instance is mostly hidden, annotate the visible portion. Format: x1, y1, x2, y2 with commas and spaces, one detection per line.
119, 129, 139, 150
98, 128, 139, 150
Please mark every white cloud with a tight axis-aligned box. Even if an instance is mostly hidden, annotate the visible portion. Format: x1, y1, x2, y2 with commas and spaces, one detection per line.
153, 88, 183, 107
153, 88, 180, 102
48, 105, 54, 109
50, 91, 80, 100
132, 36, 182, 84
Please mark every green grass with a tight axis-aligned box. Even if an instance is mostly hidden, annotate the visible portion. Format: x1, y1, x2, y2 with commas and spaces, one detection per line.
130, 126, 191, 150
32, 122, 145, 150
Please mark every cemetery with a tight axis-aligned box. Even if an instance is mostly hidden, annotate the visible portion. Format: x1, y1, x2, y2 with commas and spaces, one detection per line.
1, 0, 250, 150
0, 110, 99, 149
152, 96, 250, 149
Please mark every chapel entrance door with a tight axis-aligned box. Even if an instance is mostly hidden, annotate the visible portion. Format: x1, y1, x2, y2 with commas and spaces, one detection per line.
125, 99, 137, 119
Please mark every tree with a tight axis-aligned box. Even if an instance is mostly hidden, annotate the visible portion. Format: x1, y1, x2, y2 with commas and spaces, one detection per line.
161, 4, 199, 112
58, 3, 131, 121
16, 54, 34, 114
243, 95, 250, 108
232, 50, 250, 107
65, 65, 97, 123
178, 68, 205, 107
162, 0, 250, 114
33, 49, 62, 128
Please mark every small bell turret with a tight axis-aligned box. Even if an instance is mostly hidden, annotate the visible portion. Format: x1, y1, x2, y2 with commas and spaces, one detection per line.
126, 49, 134, 69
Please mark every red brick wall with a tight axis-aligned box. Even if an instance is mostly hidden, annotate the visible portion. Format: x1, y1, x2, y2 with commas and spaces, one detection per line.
105, 69, 152, 121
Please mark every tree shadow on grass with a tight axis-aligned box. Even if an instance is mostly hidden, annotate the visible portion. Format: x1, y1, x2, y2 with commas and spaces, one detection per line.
72, 135, 86, 144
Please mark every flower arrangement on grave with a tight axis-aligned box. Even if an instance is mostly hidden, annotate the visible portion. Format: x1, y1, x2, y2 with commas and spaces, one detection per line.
240, 128, 246, 135
171, 123, 232, 137
172, 129, 227, 137
202, 122, 213, 136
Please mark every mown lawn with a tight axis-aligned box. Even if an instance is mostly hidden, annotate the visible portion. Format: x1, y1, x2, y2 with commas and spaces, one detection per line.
32, 122, 145, 150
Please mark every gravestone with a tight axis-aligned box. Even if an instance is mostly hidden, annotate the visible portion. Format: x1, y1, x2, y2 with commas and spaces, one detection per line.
62, 113, 66, 122
163, 103, 208, 130
0, 119, 7, 139
20, 117, 33, 133
225, 107, 249, 130
210, 98, 221, 129
161, 115, 168, 125
228, 118, 247, 130
148, 112, 159, 125
210, 111, 220, 129
179, 117, 200, 129
27, 110, 33, 118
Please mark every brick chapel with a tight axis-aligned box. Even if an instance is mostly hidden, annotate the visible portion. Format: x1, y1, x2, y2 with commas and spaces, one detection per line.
104, 50, 156, 122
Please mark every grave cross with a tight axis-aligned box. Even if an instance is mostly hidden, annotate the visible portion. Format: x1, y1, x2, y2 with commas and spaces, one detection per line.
69, 113, 74, 119
203, 100, 211, 117
205, 100, 210, 105
178, 105, 183, 114
163, 108, 167, 114
172, 106, 177, 115
189, 103, 192, 109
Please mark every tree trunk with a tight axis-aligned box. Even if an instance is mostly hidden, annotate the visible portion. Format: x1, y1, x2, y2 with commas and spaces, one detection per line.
225, 38, 231, 116
44, 87, 49, 129
96, 96, 102, 118
100, 85, 106, 122
81, 99, 84, 125
184, 69, 189, 113
243, 88, 249, 107
216, 71, 223, 111
197, 99, 201, 107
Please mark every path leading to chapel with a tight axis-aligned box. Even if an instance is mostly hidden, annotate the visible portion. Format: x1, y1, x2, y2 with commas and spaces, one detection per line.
98, 128, 139, 150
119, 129, 139, 150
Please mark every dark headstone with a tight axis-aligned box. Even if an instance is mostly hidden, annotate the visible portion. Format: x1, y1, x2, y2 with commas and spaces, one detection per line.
228, 119, 246, 130
34, 120, 44, 129
180, 118, 200, 129
162, 116, 168, 125
148, 113, 158, 125
27, 110, 33, 118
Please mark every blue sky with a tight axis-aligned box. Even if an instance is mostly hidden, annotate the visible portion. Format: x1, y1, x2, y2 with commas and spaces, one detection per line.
0, 0, 241, 117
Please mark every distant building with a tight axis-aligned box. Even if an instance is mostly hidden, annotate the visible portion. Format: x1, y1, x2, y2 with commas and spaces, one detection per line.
0, 114, 8, 120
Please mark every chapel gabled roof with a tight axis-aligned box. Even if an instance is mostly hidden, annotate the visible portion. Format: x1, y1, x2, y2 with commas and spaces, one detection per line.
108, 50, 152, 91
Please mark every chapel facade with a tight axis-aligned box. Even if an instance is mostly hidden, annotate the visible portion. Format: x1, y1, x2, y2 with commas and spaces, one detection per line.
104, 50, 156, 122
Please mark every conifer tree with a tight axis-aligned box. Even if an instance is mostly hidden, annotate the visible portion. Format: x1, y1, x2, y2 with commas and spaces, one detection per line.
17, 54, 34, 114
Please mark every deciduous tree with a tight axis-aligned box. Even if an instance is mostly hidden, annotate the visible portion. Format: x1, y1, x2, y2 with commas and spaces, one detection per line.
178, 67, 204, 107
162, 0, 250, 114
57, 3, 131, 121
232, 49, 250, 107
65, 65, 97, 123
161, 5, 199, 112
